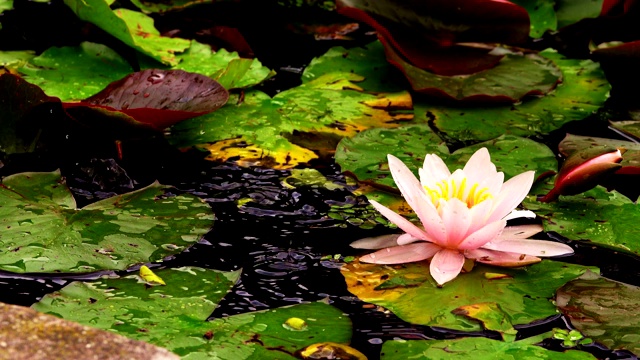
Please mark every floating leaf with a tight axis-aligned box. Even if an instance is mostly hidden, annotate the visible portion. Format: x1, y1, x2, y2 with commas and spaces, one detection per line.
428, 50, 610, 142
18, 42, 134, 101
33, 267, 352, 359
172, 42, 274, 90
511, 0, 557, 38
335, 126, 556, 209
341, 260, 592, 331
336, 0, 529, 75
130, 0, 217, 13
452, 302, 517, 340
381, 36, 562, 102
524, 185, 640, 253
64, 69, 229, 130
0, 74, 61, 154
0, 171, 214, 273
167, 73, 413, 168
557, 272, 640, 354
63, 0, 190, 65
380, 336, 596, 359
0, 50, 35, 69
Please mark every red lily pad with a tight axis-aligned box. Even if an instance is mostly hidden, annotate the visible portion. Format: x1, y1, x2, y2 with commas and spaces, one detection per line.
63, 69, 229, 131
336, 0, 530, 75
381, 36, 561, 102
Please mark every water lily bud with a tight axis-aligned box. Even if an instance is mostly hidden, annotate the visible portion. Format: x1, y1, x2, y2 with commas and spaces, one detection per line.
539, 147, 623, 202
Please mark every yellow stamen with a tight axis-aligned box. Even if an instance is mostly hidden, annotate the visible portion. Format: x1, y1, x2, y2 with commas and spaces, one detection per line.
424, 177, 492, 209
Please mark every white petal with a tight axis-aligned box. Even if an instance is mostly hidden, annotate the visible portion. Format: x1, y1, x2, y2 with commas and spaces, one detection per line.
440, 198, 472, 248
488, 171, 535, 222
457, 219, 507, 250
462, 148, 496, 185
397, 233, 421, 245
498, 224, 543, 240
481, 239, 574, 257
465, 248, 541, 267
350, 234, 402, 249
387, 155, 448, 244
503, 209, 536, 221
421, 153, 451, 184
359, 243, 441, 264
430, 249, 466, 285
369, 200, 430, 241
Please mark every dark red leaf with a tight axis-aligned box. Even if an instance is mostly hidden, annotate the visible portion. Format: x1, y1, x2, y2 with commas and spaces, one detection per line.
336, 0, 530, 75
195, 26, 255, 58
63, 69, 229, 130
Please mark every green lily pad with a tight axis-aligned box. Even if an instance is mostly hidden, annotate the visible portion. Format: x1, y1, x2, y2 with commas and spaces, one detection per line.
302, 41, 405, 92
0, 50, 35, 69
381, 336, 596, 359
555, 0, 604, 28
63, 0, 190, 65
0, 0, 12, 13
452, 302, 517, 341
167, 73, 413, 169
19, 42, 134, 101
341, 260, 593, 332
172, 42, 275, 89
557, 271, 640, 354
510, 0, 557, 38
609, 120, 640, 141
0, 171, 214, 273
335, 125, 556, 209
426, 50, 610, 142
130, 0, 217, 13
32, 267, 352, 359
524, 185, 640, 253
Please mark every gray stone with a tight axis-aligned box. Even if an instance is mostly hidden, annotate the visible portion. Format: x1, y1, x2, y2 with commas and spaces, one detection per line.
0, 303, 180, 360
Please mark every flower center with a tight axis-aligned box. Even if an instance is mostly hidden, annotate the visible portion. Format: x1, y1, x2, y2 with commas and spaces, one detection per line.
424, 177, 492, 208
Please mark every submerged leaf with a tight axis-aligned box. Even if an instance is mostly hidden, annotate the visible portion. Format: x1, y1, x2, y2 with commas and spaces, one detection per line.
0, 171, 214, 273
557, 272, 640, 354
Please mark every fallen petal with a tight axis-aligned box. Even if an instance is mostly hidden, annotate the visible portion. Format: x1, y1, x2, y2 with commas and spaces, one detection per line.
350, 234, 402, 249
465, 248, 541, 267
482, 239, 574, 257
430, 249, 465, 285
359, 243, 441, 264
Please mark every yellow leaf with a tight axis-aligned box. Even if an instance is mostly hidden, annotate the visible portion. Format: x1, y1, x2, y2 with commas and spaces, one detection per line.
140, 265, 166, 286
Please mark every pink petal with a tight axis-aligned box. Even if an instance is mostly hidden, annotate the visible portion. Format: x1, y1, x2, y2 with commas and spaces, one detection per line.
457, 219, 507, 250
488, 171, 535, 222
465, 248, 541, 267
387, 155, 448, 244
503, 209, 536, 221
467, 198, 494, 234
462, 148, 497, 186
421, 153, 451, 183
397, 233, 421, 245
440, 198, 471, 247
359, 243, 441, 264
350, 234, 402, 249
481, 239, 574, 257
498, 224, 543, 240
369, 200, 429, 241
430, 249, 466, 285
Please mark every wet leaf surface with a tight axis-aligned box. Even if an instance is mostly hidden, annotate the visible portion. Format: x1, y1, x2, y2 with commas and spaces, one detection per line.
33, 267, 352, 359
18, 42, 134, 101
64, 69, 229, 130
557, 272, 640, 354
341, 260, 593, 332
167, 73, 413, 168
63, 0, 190, 65
382, 38, 562, 102
380, 335, 597, 359
0, 171, 214, 273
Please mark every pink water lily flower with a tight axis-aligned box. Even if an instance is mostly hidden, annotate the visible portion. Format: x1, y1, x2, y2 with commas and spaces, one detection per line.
352, 148, 574, 286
